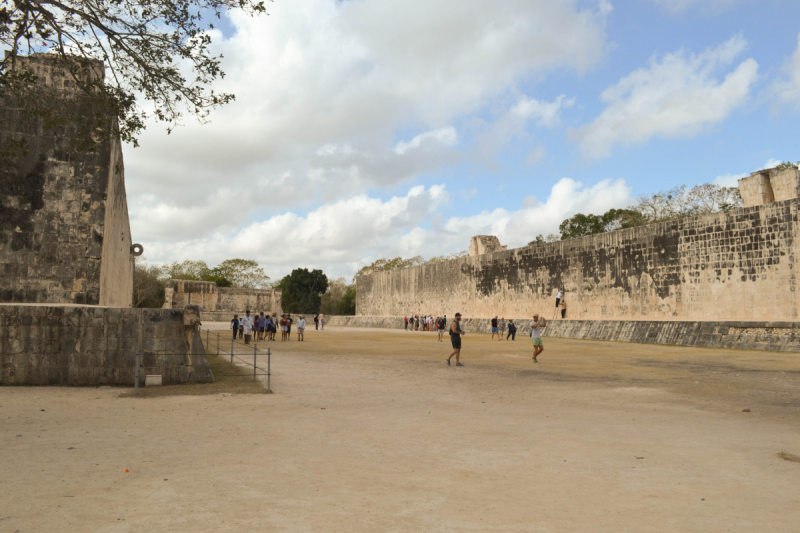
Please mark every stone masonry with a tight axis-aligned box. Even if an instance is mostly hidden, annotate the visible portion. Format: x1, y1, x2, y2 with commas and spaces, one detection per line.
0, 54, 134, 307
163, 279, 283, 317
0, 304, 213, 386
739, 167, 800, 208
357, 199, 800, 322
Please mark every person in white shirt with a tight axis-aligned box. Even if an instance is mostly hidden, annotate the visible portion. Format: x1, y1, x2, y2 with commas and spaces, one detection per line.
529, 313, 546, 363
555, 289, 563, 317
241, 310, 255, 345
297, 316, 306, 341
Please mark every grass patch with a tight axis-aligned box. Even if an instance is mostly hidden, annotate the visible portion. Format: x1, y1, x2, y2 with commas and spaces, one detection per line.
778, 451, 800, 463
120, 349, 270, 398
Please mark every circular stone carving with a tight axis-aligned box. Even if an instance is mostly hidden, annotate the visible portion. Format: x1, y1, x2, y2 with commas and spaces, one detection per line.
130, 243, 144, 257
460, 263, 471, 274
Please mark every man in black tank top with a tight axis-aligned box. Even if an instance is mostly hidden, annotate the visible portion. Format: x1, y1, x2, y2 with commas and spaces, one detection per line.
446, 313, 466, 366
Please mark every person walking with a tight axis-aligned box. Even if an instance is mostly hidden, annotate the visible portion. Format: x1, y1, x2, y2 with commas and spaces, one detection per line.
319, 314, 325, 330
297, 316, 306, 341
491, 316, 499, 340
506, 319, 516, 340
446, 313, 466, 367
286, 314, 293, 341
404, 316, 409, 330
560, 299, 567, 319
437, 316, 445, 342
314, 314, 319, 330
498, 318, 506, 340
241, 310, 254, 345
280, 315, 288, 341
230, 314, 240, 341
264, 314, 273, 341
529, 313, 547, 363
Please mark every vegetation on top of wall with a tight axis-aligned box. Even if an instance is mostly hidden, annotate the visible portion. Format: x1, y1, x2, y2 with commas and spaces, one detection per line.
320, 278, 357, 316
776, 161, 799, 170
277, 268, 329, 314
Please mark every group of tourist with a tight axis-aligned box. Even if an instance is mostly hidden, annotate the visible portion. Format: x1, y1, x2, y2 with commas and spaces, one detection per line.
230, 310, 312, 344
446, 312, 547, 367
489, 316, 518, 340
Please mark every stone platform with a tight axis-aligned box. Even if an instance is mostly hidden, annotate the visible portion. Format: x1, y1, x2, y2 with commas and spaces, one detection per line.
324, 315, 800, 352
0, 304, 214, 386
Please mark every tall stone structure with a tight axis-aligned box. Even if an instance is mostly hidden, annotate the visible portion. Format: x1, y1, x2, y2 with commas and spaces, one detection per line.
738, 166, 800, 207
0, 54, 134, 307
356, 198, 800, 322
162, 279, 283, 318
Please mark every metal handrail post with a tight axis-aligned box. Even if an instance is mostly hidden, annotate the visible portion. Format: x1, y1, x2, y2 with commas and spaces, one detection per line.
206, 329, 209, 350
216, 332, 219, 355
231, 337, 234, 363
267, 348, 271, 392
254, 344, 257, 381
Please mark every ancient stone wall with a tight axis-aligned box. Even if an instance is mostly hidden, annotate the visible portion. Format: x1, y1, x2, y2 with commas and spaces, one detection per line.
0, 55, 133, 306
323, 315, 800, 352
739, 167, 800, 207
0, 304, 213, 385
356, 199, 800, 322
163, 280, 282, 315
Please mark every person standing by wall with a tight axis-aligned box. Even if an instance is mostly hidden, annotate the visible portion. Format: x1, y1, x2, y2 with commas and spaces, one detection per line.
507, 319, 516, 341
319, 314, 325, 330
297, 316, 306, 341
561, 299, 567, 319
286, 314, 293, 341
446, 313, 466, 367
437, 316, 445, 342
404, 316, 409, 330
498, 318, 506, 341
314, 314, 319, 330
231, 314, 240, 341
529, 313, 546, 363
491, 316, 499, 340
241, 310, 254, 345
554, 289, 563, 319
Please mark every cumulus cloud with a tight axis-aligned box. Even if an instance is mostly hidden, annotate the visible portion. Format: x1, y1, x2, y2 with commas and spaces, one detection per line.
714, 173, 747, 187
568, 36, 758, 160
141, 177, 632, 279
770, 33, 800, 110
126, 0, 610, 246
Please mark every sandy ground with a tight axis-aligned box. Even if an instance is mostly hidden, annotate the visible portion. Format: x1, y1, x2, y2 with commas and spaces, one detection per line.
2, 325, 799, 532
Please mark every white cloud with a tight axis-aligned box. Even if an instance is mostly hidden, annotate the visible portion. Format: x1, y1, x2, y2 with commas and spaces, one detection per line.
141, 177, 632, 279
125, 0, 610, 246
714, 173, 747, 187
760, 158, 782, 170
460, 188, 478, 201
568, 36, 759, 160
770, 33, 800, 110
394, 127, 458, 155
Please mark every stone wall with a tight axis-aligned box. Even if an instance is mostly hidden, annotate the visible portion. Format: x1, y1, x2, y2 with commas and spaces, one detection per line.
0, 304, 214, 386
356, 199, 800, 322
739, 167, 800, 207
163, 279, 282, 315
0, 54, 133, 307
323, 315, 800, 352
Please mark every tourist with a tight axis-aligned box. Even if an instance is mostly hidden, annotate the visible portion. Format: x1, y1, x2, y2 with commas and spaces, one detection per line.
286, 314, 293, 341
404, 316, 409, 330
271, 313, 278, 340
555, 289, 563, 314
437, 316, 445, 342
280, 315, 288, 341
507, 319, 516, 341
491, 315, 499, 340
257, 312, 265, 341
314, 314, 319, 330
241, 310, 254, 345
297, 316, 306, 341
446, 313, 466, 367
561, 299, 567, 319
498, 317, 506, 340
319, 314, 325, 330
264, 314, 273, 341
529, 313, 546, 363
230, 314, 240, 341
239, 321, 244, 339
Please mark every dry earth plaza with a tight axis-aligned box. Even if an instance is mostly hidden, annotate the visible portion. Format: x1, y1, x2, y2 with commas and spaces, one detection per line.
1, 324, 798, 532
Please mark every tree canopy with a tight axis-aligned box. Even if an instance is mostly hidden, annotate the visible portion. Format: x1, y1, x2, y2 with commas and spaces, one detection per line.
320, 278, 356, 316
0, 0, 267, 151
278, 268, 329, 314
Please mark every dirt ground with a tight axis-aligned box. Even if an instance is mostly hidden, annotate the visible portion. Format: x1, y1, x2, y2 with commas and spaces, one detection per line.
2, 325, 799, 532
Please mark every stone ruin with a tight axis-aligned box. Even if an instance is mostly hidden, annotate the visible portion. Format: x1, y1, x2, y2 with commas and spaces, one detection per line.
162, 279, 283, 321
0, 55, 213, 386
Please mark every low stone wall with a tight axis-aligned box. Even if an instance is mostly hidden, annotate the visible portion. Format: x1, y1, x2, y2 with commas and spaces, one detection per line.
0, 304, 214, 386
323, 315, 800, 352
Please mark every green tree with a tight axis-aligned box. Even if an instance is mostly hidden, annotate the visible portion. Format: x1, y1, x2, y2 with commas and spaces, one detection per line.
133, 258, 166, 308
215, 259, 269, 289
319, 278, 356, 315
1, 0, 267, 152
279, 268, 329, 314
164, 260, 210, 281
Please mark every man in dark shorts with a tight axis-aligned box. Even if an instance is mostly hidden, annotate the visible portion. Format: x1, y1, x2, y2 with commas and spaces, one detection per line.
446, 313, 466, 366
491, 316, 499, 340
437, 316, 446, 342
286, 314, 293, 341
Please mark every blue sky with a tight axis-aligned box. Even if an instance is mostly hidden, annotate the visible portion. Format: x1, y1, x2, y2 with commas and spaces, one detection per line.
125, 0, 800, 280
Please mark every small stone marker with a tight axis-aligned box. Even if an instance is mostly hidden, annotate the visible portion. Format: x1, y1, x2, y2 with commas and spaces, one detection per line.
145, 375, 163, 387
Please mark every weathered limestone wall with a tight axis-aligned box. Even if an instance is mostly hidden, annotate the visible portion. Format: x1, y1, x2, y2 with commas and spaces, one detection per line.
0, 304, 214, 386
163, 280, 282, 315
323, 315, 800, 352
0, 55, 133, 306
357, 199, 800, 322
739, 167, 800, 207
98, 138, 134, 307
